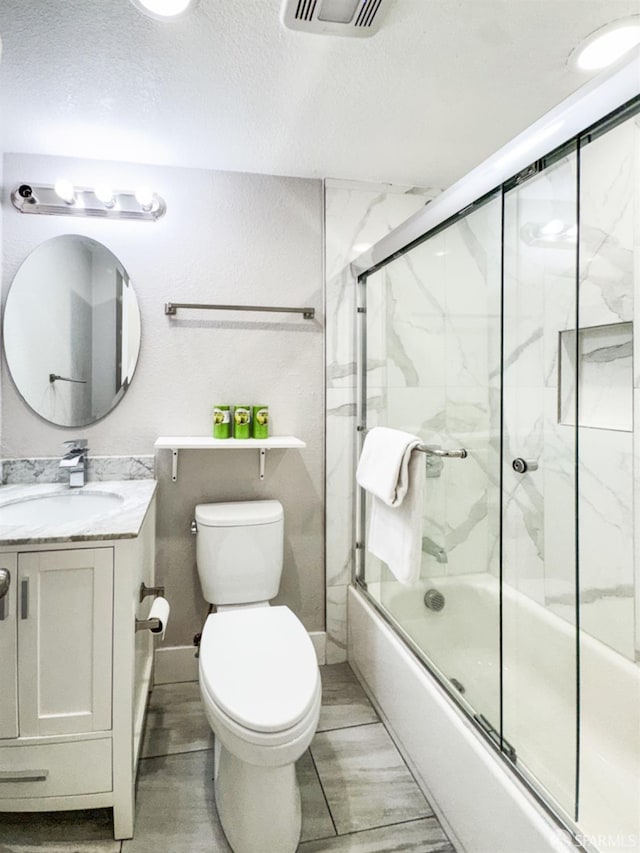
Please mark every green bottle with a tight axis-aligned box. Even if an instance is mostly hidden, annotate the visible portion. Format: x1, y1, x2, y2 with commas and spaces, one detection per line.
233, 405, 251, 439
213, 406, 231, 439
252, 406, 269, 439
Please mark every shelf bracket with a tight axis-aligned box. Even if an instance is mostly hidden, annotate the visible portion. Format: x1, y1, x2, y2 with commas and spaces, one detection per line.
168, 446, 268, 483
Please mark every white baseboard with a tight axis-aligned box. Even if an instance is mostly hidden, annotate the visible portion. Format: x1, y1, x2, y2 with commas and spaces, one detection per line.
309, 631, 326, 665
154, 631, 327, 685
154, 645, 199, 685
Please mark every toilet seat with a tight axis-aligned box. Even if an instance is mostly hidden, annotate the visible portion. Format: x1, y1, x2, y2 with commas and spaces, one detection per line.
199, 606, 320, 734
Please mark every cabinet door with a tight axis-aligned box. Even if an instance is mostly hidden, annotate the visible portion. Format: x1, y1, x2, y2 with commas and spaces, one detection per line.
0, 554, 18, 740
18, 549, 113, 737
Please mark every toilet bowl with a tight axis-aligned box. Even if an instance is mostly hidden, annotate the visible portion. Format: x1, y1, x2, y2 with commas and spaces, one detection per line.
193, 501, 321, 853
199, 605, 321, 853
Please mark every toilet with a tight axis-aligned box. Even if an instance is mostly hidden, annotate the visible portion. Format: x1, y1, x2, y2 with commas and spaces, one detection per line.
194, 499, 321, 853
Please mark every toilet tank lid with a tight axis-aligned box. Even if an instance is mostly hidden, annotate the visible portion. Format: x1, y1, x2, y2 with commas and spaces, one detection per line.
195, 500, 283, 527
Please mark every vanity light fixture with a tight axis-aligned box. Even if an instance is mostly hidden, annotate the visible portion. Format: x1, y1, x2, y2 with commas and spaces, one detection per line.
11, 183, 167, 221
572, 18, 640, 71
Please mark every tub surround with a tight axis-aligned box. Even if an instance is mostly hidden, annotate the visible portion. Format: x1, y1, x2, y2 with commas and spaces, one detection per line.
349, 586, 575, 853
2, 454, 155, 485
0, 479, 157, 545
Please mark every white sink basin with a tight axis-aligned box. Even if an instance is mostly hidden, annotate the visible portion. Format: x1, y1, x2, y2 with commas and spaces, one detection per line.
0, 492, 124, 526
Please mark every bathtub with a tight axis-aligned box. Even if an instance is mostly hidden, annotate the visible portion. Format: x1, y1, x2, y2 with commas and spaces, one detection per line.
348, 574, 640, 853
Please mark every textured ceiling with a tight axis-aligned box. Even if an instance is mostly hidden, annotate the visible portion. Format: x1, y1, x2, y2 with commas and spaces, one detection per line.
0, 0, 638, 188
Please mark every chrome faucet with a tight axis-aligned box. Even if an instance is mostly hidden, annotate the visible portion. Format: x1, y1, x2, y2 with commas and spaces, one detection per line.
422, 535, 448, 564
60, 439, 88, 488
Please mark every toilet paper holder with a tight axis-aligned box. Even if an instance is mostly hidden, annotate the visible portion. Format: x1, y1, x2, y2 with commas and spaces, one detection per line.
135, 616, 162, 633
139, 582, 165, 603
136, 584, 168, 633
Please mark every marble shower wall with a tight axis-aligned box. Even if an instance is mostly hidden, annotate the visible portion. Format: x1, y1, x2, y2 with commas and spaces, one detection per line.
326, 111, 640, 666
502, 115, 640, 662
325, 180, 434, 663
578, 115, 639, 662
363, 199, 502, 585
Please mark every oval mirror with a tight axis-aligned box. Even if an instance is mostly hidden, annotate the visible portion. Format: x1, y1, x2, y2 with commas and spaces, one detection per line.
4, 235, 141, 427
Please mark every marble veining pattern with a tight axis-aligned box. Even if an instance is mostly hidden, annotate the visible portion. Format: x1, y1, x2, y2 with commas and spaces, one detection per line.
2, 455, 155, 485
0, 479, 157, 545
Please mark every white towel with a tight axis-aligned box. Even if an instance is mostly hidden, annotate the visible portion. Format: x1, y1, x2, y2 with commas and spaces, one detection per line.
356, 427, 425, 586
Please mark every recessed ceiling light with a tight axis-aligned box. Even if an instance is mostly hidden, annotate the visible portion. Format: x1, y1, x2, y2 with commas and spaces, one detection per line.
540, 219, 565, 236
130, 0, 194, 20
572, 18, 640, 71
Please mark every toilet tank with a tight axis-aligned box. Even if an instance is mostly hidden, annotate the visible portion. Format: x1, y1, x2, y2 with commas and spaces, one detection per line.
195, 500, 284, 605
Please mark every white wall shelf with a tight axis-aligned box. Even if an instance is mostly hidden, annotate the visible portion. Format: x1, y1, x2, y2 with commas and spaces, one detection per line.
154, 436, 306, 482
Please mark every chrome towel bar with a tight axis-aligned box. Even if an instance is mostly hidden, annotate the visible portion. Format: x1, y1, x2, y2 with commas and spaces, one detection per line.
357, 427, 467, 459
164, 302, 315, 320
416, 446, 467, 459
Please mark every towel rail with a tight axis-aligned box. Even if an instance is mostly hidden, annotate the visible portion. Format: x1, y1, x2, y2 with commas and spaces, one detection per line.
164, 302, 315, 320
358, 427, 467, 459
416, 446, 467, 459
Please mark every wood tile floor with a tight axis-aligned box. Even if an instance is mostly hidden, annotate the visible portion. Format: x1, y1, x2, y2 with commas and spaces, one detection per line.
0, 663, 455, 853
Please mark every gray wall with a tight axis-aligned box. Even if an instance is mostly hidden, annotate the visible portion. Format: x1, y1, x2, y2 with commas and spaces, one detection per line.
1, 153, 325, 645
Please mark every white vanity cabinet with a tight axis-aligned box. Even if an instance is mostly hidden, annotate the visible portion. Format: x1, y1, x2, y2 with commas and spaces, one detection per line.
0, 487, 157, 840
16, 548, 114, 738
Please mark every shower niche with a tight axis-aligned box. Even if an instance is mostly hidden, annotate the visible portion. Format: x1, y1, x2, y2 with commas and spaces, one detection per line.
559, 322, 633, 431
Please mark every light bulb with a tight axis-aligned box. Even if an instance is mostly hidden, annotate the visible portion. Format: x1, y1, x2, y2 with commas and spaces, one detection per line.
135, 186, 155, 211
94, 184, 115, 207
574, 19, 640, 71
54, 179, 76, 205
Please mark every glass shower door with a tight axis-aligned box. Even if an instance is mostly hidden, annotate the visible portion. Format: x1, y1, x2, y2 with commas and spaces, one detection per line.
501, 147, 579, 820
576, 111, 640, 846
361, 196, 502, 730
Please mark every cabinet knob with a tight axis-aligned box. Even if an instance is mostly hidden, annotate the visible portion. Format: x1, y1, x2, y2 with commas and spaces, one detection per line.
0, 569, 9, 621
0, 569, 10, 600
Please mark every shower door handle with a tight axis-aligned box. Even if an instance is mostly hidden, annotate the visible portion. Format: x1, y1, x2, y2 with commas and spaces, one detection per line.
512, 458, 538, 473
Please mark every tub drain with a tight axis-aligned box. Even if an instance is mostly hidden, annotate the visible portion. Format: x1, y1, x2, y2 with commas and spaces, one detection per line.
424, 588, 445, 612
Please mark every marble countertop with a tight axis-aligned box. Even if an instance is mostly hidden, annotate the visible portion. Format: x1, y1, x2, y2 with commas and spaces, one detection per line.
0, 480, 157, 546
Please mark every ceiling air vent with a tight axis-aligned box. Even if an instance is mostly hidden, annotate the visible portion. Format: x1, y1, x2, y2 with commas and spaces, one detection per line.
281, 0, 389, 37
